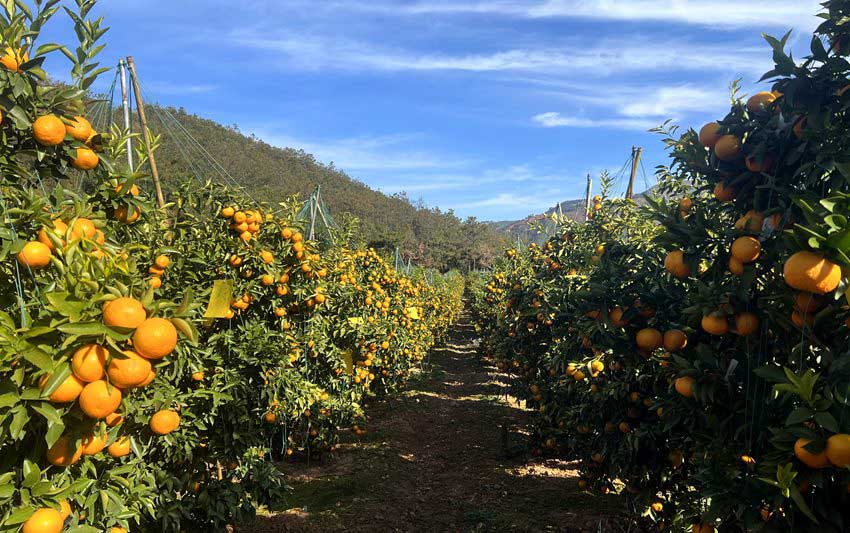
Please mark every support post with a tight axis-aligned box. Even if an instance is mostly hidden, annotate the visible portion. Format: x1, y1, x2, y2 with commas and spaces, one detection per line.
626, 146, 643, 200
118, 59, 133, 170
584, 173, 592, 221
126, 56, 165, 208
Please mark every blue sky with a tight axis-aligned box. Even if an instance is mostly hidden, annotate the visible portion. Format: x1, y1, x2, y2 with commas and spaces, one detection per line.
39, 1, 821, 221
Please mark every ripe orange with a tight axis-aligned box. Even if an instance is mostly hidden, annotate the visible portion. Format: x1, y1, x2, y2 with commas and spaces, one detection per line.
734, 210, 765, 233
133, 318, 178, 359
115, 205, 139, 224
678, 197, 693, 213
728, 257, 744, 276
65, 115, 93, 141
731, 236, 761, 263
0, 46, 28, 72
80, 431, 108, 455
292, 232, 303, 243
38, 219, 68, 250
698, 122, 722, 148
662, 329, 687, 352
261, 274, 275, 286
107, 436, 131, 457
70, 218, 97, 240
608, 306, 627, 327
46, 435, 82, 467
22, 508, 63, 533
150, 409, 181, 435
745, 155, 772, 173
138, 369, 157, 387
110, 528, 128, 533
794, 292, 824, 313
714, 135, 741, 161
674, 376, 695, 398
701, 313, 729, 336
664, 250, 690, 278
791, 310, 814, 329
794, 438, 830, 468
43, 373, 85, 403
735, 312, 759, 336
105, 412, 124, 427
71, 344, 108, 382
103, 297, 147, 329
191, 371, 205, 381
71, 147, 99, 170
17, 241, 52, 269
58, 500, 71, 521
784, 251, 841, 294
826, 433, 850, 467
154, 254, 170, 268
635, 328, 662, 351
692, 524, 714, 533
107, 350, 152, 388
115, 183, 140, 196
148, 277, 162, 289
33, 115, 66, 146
713, 181, 736, 202
78, 380, 122, 419
281, 227, 294, 239
747, 91, 777, 112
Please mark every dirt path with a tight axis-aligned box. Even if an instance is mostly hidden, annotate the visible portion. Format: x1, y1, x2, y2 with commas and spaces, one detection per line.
244, 314, 626, 532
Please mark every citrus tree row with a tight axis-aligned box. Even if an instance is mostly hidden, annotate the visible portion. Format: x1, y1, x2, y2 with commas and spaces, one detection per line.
0, 2, 463, 532
473, 2, 850, 531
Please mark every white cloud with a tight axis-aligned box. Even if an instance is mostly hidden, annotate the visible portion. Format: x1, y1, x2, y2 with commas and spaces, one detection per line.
249, 130, 472, 172
322, 0, 820, 29
454, 191, 561, 212
145, 82, 218, 95
533, 111, 658, 130
231, 32, 768, 76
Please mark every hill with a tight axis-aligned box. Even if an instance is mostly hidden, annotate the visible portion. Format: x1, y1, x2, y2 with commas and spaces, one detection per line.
140, 106, 505, 272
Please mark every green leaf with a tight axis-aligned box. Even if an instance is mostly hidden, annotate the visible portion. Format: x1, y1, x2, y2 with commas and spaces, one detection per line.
39, 363, 72, 398
814, 411, 839, 433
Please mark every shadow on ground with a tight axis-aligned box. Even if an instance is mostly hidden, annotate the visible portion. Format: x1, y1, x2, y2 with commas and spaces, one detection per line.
239, 314, 631, 532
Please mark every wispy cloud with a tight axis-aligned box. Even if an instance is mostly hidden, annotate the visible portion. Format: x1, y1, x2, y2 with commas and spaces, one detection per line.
315, 0, 820, 29
145, 82, 219, 95
230, 32, 768, 76
533, 112, 658, 130
453, 190, 562, 212
249, 130, 473, 172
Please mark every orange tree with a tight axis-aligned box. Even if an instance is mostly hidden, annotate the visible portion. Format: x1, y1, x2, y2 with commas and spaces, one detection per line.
475, 1, 850, 530
0, 1, 464, 532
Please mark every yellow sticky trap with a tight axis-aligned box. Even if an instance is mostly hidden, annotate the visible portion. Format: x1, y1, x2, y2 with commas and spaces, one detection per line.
204, 280, 234, 318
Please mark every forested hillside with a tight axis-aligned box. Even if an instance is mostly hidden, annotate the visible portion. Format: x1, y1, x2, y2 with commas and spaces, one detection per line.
142, 106, 504, 272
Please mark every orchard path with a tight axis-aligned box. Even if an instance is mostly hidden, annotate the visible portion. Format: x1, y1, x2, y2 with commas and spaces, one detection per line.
242, 312, 629, 532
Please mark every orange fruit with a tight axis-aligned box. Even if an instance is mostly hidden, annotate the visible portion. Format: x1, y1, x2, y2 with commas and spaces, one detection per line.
58, 500, 71, 521
32, 115, 66, 146
154, 254, 170, 268
678, 197, 693, 213
281, 227, 293, 239
675, 376, 695, 398
103, 297, 147, 329
46, 435, 82, 467
734, 210, 765, 233
133, 318, 178, 359
105, 412, 124, 427
735, 312, 759, 336
107, 350, 152, 388
692, 524, 714, 533
608, 306, 627, 327
701, 313, 729, 336
795, 438, 830, 468
110, 528, 128, 533
115, 205, 139, 224
71, 147, 99, 170
292, 232, 303, 243
791, 310, 814, 329
22, 508, 63, 533
261, 274, 275, 286
66, 115, 93, 141
38, 219, 68, 250
635, 328, 662, 351
107, 436, 131, 457
115, 183, 140, 196
43, 373, 85, 403
713, 181, 736, 202
795, 292, 824, 313
221, 206, 235, 218
728, 257, 744, 276
747, 91, 777, 112
0, 46, 28, 72
71, 344, 108, 382
239, 230, 252, 242
148, 277, 162, 289
784, 251, 841, 294
793, 116, 806, 140
80, 431, 108, 455
745, 155, 772, 173
78, 380, 122, 419
662, 329, 687, 352
17, 241, 52, 269
826, 433, 850, 467
150, 409, 181, 435
698, 122, 722, 148
731, 236, 761, 263
138, 369, 156, 387
714, 135, 741, 161
191, 371, 205, 381
70, 218, 97, 240
664, 250, 690, 278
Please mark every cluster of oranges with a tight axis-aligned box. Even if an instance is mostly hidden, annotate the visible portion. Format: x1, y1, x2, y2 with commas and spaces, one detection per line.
147, 254, 170, 289
31, 112, 100, 170
220, 206, 268, 242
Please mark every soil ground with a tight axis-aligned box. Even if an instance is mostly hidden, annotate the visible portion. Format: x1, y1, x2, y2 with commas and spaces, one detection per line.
241, 314, 630, 532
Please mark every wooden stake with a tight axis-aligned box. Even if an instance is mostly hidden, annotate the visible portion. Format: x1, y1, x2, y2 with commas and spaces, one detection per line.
126, 56, 165, 208
626, 146, 643, 200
